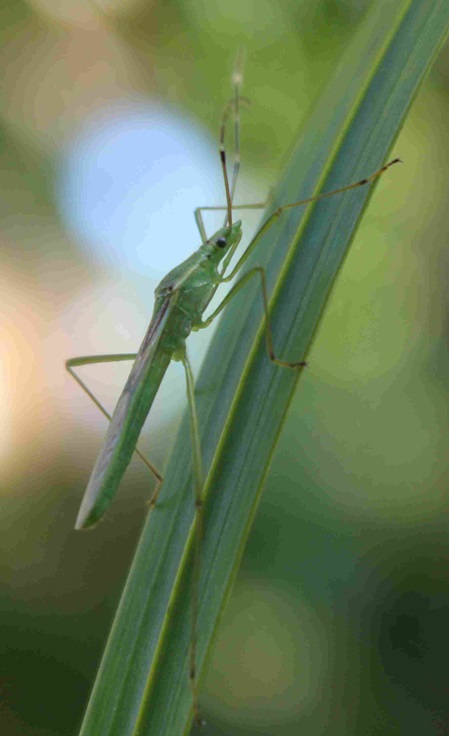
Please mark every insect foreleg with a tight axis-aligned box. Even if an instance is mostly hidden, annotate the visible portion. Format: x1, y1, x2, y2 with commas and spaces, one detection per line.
220, 158, 401, 281
194, 201, 266, 244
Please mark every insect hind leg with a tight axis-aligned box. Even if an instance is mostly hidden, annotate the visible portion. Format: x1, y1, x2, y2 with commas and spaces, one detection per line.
66, 354, 163, 503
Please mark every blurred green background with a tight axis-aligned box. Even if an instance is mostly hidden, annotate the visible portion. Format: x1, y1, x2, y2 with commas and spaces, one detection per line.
1, 1, 449, 734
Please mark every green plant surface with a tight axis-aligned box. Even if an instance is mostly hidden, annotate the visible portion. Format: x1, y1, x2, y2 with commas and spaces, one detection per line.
78, 1, 449, 734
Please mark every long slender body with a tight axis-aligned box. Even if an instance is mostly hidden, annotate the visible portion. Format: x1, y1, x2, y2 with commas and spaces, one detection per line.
74, 222, 242, 529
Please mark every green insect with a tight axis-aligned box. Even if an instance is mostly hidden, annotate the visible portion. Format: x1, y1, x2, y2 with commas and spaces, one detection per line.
66, 51, 399, 724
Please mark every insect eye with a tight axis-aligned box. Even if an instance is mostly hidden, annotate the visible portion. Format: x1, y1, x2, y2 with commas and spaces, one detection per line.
216, 236, 227, 248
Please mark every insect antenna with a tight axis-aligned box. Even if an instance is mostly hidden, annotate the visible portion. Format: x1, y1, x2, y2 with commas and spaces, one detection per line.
219, 47, 247, 227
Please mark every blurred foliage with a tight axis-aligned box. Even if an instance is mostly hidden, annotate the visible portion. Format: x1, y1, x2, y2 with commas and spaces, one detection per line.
1, 0, 449, 734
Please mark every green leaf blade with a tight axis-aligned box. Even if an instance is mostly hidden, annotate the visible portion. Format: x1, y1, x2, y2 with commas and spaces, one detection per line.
78, 2, 449, 735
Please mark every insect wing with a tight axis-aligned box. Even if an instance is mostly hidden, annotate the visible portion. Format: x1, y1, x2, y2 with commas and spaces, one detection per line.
75, 293, 177, 529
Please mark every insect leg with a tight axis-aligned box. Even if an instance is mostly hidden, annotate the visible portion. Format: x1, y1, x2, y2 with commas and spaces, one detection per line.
194, 201, 266, 243
198, 267, 306, 368
220, 157, 401, 280
66, 354, 163, 503
179, 348, 204, 727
